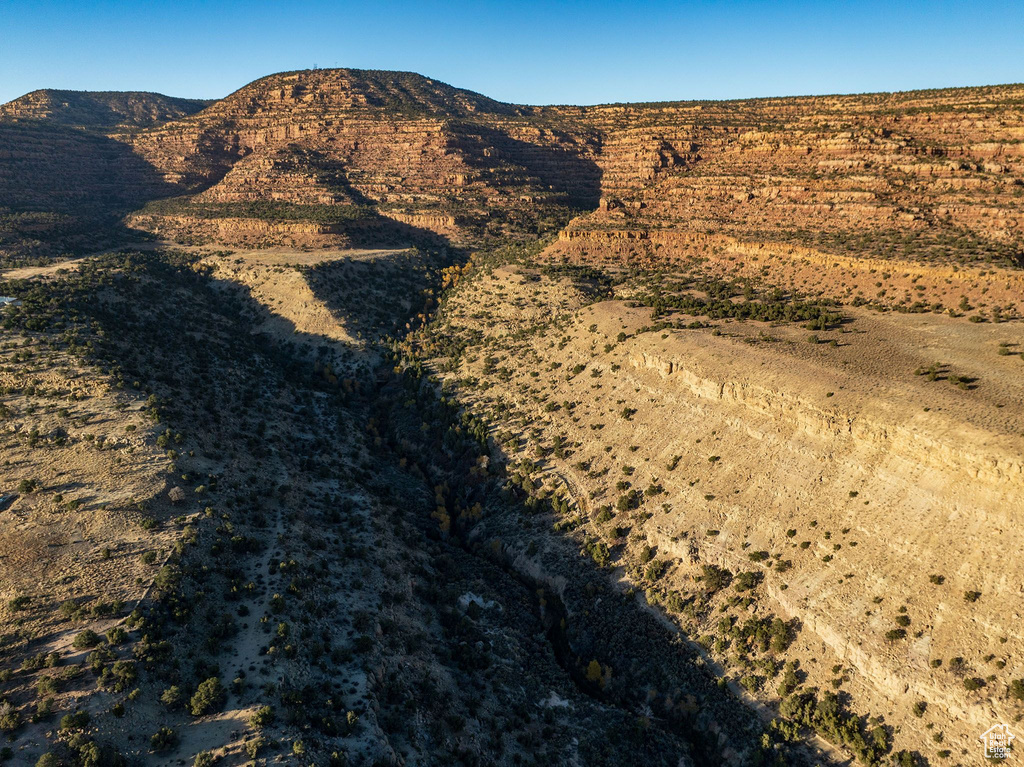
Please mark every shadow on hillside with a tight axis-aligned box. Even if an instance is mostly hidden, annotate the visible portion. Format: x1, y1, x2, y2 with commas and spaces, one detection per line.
0, 121, 179, 262
303, 248, 454, 345
449, 122, 603, 209
365, 367, 844, 767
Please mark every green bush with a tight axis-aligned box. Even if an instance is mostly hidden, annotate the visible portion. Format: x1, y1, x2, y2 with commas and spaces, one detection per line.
733, 571, 761, 592
60, 710, 90, 731
645, 560, 666, 581
151, 726, 177, 751
740, 674, 762, 692
0, 704, 19, 734
189, 677, 225, 716
250, 705, 275, 728
615, 489, 640, 512
99, 660, 137, 692
72, 630, 100, 649
701, 564, 732, 593
160, 685, 183, 708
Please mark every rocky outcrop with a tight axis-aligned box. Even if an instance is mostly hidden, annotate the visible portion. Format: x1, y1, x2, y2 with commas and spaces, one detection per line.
0, 89, 209, 128
551, 227, 1024, 316
123, 71, 604, 241
3, 69, 1024, 283
424, 258, 1024, 758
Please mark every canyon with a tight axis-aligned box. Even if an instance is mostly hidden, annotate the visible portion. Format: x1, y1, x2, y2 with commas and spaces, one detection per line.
0, 68, 1020, 766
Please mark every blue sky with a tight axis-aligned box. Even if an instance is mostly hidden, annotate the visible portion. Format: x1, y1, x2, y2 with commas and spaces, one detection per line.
1, 0, 1022, 106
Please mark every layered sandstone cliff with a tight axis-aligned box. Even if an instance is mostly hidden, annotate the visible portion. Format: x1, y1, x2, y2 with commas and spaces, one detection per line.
3, 70, 1023, 281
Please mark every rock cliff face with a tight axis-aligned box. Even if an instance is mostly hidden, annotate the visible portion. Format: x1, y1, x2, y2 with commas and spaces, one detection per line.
118, 70, 602, 244
3, 70, 1023, 282
564, 86, 1024, 257
548, 86, 1024, 315
124, 74, 1024, 279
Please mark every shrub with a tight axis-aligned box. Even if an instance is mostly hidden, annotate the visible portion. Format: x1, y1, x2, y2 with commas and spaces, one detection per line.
250, 705, 275, 729
777, 662, 800, 697
701, 564, 732, 593
100, 660, 137, 692
151, 727, 177, 751
615, 490, 640, 512
740, 674, 762, 692
1010, 679, 1024, 701
246, 737, 266, 758
36, 676, 57, 697
769, 618, 791, 653
963, 677, 985, 691
60, 710, 90, 731
154, 565, 179, 591
72, 630, 100, 649
963, 590, 981, 603
0, 704, 19, 733
645, 560, 666, 581
189, 677, 225, 716
586, 540, 610, 567
733, 571, 761, 592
